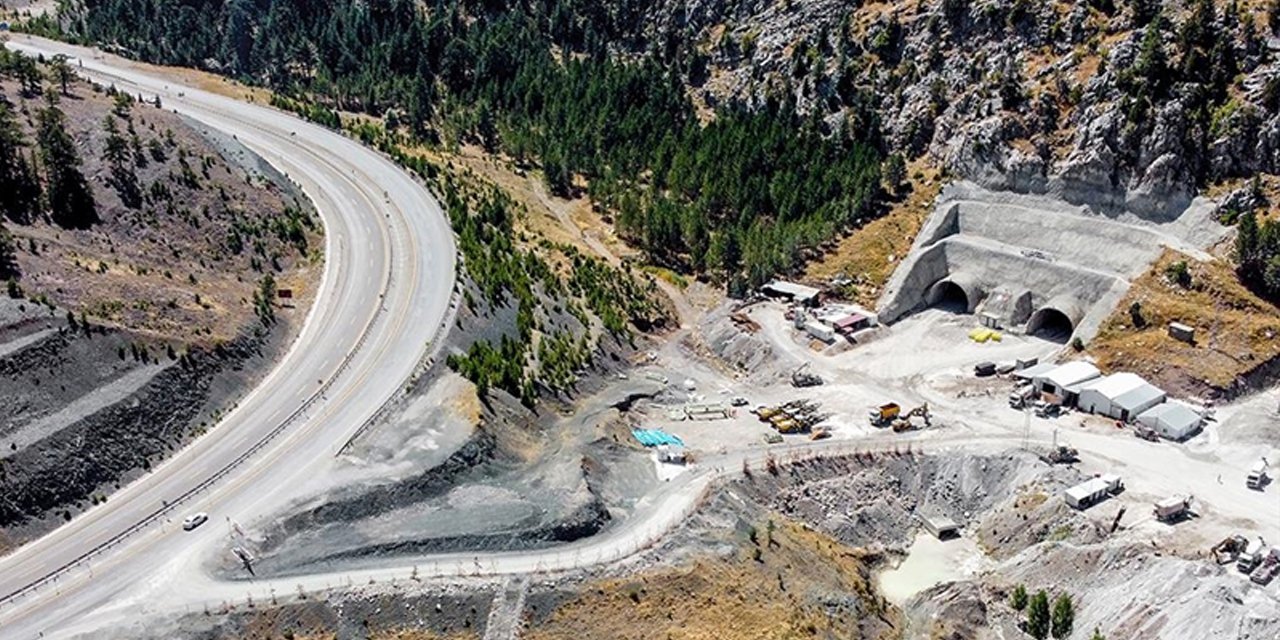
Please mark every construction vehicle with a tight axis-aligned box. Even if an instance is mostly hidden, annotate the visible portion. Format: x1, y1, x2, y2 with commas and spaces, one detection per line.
755, 405, 783, 420
1133, 424, 1160, 442
791, 363, 823, 387
1211, 535, 1248, 564
809, 426, 832, 440
730, 312, 761, 333
974, 361, 997, 377
1009, 384, 1035, 409
1238, 538, 1268, 574
1153, 495, 1193, 522
1039, 445, 1079, 465
868, 403, 901, 428
774, 418, 803, 434
763, 432, 783, 444
1250, 548, 1280, 585
1247, 459, 1270, 490
890, 404, 932, 432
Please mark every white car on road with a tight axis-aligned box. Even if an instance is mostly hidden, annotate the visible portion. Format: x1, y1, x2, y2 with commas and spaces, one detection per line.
182, 512, 209, 531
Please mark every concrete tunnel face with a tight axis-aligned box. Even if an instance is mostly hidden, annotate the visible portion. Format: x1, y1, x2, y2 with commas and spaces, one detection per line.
1026, 306, 1075, 341
926, 274, 983, 314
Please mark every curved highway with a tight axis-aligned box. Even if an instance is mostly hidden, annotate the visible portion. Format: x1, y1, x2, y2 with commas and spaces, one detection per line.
0, 36, 457, 638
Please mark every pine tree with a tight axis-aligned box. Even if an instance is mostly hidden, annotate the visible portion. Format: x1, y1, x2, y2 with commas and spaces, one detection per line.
1011, 584, 1029, 611
1090, 627, 1107, 640
1134, 14, 1169, 99
0, 97, 41, 224
1236, 210, 1261, 284
0, 223, 17, 279
1051, 593, 1075, 639
48, 54, 73, 96
103, 115, 141, 208
37, 99, 97, 229
1026, 590, 1051, 640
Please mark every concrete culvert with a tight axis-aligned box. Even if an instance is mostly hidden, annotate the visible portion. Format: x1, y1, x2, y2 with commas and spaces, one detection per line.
1026, 307, 1075, 341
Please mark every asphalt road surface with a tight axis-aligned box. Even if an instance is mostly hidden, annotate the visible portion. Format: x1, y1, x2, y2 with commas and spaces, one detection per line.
0, 35, 457, 638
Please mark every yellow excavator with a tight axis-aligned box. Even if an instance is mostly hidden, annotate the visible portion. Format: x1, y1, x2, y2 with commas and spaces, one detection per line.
892, 404, 931, 432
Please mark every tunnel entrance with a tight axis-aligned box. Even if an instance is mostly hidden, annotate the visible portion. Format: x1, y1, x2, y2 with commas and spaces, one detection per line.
927, 281, 971, 313
1027, 308, 1074, 342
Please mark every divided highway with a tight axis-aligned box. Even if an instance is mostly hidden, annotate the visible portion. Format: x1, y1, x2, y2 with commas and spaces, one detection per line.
0, 36, 457, 638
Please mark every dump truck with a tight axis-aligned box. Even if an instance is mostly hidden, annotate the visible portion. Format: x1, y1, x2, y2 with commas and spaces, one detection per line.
1153, 495, 1193, 522
868, 403, 901, 428
774, 418, 802, 434
1247, 460, 1269, 490
1251, 548, 1280, 585
1064, 474, 1124, 510
1238, 538, 1267, 574
755, 405, 782, 420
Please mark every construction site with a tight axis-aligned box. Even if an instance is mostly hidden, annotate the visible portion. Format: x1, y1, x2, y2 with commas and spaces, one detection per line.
118, 181, 1276, 640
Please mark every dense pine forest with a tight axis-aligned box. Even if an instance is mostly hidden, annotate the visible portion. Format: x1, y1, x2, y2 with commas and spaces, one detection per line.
50, 0, 885, 290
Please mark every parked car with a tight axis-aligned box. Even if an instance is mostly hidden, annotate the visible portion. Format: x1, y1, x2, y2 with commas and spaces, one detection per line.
182, 512, 209, 531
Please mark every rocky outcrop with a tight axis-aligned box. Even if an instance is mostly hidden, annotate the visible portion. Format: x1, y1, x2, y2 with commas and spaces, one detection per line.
610, 0, 1279, 219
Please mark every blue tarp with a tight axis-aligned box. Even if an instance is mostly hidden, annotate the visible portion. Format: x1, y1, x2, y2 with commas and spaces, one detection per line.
631, 429, 684, 447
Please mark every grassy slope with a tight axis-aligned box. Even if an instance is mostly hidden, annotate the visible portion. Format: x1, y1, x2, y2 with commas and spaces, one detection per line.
525, 518, 896, 640
804, 159, 942, 307
1089, 248, 1280, 397
2, 74, 319, 346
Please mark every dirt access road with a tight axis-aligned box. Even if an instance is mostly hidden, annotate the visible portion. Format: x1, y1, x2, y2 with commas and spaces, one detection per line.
0, 35, 458, 638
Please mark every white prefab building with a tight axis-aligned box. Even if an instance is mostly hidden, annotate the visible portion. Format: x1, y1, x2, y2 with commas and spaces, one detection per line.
1032, 361, 1101, 405
1076, 373, 1167, 421
1136, 402, 1203, 441
762, 280, 821, 306
1064, 474, 1124, 510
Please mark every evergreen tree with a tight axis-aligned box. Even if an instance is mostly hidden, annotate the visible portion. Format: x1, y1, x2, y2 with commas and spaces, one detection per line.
37, 99, 97, 229
0, 223, 17, 279
48, 54, 73, 96
1011, 584, 1029, 611
1090, 628, 1107, 640
1051, 593, 1075, 639
1134, 14, 1169, 99
0, 97, 41, 224
1026, 590, 1051, 640
1236, 210, 1261, 283
1270, 0, 1280, 36
1130, 0, 1160, 27
102, 115, 141, 208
